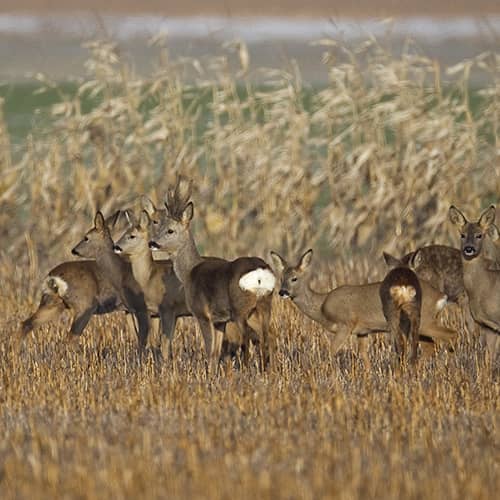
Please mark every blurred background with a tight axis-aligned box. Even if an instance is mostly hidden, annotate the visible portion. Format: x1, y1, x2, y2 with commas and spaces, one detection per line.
0, 0, 499, 277
0, 1, 499, 82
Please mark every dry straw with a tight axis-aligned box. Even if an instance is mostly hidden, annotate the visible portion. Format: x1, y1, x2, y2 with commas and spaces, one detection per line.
0, 36, 498, 499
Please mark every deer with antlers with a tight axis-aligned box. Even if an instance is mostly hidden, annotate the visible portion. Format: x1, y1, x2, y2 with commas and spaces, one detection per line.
148, 177, 275, 372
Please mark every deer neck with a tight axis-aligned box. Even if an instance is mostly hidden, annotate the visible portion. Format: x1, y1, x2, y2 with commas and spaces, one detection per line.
172, 232, 202, 285
462, 254, 494, 293
293, 282, 328, 325
95, 241, 124, 289
128, 246, 154, 290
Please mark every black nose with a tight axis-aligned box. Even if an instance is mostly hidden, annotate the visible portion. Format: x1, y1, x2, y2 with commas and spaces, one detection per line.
279, 289, 290, 297
149, 240, 160, 250
113, 244, 122, 253
463, 246, 476, 255
71, 248, 79, 256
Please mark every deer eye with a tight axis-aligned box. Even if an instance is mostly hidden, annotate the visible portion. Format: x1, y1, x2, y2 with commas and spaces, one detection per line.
460, 234, 465, 239
129, 234, 136, 239
167, 229, 174, 235
84, 236, 89, 242
291, 277, 298, 282
153, 220, 159, 225
476, 234, 482, 239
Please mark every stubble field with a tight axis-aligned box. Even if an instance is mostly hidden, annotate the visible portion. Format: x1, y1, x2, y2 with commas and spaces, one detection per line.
0, 33, 499, 498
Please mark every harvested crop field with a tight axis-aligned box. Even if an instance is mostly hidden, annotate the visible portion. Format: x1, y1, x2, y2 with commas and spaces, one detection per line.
0, 18, 499, 500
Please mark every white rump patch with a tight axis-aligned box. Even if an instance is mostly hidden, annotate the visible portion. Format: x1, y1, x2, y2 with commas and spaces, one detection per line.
43, 276, 69, 297
239, 268, 276, 296
389, 285, 416, 305
435, 295, 448, 312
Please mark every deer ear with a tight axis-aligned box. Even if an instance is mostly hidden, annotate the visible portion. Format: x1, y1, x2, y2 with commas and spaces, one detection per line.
479, 205, 496, 229
487, 223, 500, 242
449, 206, 467, 227
270, 251, 286, 274
383, 252, 401, 268
181, 202, 194, 225
94, 211, 106, 232
141, 195, 156, 216
298, 249, 313, 272
139, 210, 150, 230
410, 249, 422, 269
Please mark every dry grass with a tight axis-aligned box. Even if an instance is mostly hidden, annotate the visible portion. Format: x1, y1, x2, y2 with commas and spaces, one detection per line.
0, 36, 499, 498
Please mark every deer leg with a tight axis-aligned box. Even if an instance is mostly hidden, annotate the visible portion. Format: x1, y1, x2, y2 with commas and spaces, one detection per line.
419, 337, 436, 358
135, 310, 150, 352
479, 325, 500, 363
159, 305, 176, 359
197, 315, 219, 374
235, 318, 254, 366
356, 335, 371, 367
213, 322, 226, 368
123, 289, 150, 352
329, 324, 352, 354
21, 293, 66, 338
388, 305, 405, 361
68, 303, 97, 339
408, 309, 420, 364
401, 303, 421, 364
458, 293, 479, 339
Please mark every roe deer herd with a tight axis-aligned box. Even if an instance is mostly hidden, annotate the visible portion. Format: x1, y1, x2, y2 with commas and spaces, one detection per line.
21, 177, 500, 371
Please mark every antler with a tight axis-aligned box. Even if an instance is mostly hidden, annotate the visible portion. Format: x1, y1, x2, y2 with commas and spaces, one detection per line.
165, 175, 193, 220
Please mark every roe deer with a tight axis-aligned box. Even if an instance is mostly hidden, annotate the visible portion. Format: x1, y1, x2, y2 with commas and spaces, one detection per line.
393, 245, 477, 337
270, 249, 455, 357
380, 253, 422, 362
71, 211, 150, 349
21, 212, 141, 344
113, 210, 190, 351
22, 260, 122, 340
149, 178, 275, 372
21, 210, 141, 342
449, 205, 500, 357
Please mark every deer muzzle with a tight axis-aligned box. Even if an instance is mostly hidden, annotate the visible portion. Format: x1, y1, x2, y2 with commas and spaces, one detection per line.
463, 246, 477, 259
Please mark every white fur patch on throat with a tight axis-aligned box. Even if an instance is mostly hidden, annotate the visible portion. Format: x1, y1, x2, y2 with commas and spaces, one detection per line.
44, 276, 69, 297
239, 268, 276, 296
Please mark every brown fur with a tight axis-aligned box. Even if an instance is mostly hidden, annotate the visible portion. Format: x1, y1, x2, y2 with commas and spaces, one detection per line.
71, 212, 150, 350
271, 250, 455, 361
21, 259, 120, 339
149, 177, 274, 371
380, 256, 422, 362
394, 245, 477, 337
114, 210, 190, 352
449, 205, 500, 357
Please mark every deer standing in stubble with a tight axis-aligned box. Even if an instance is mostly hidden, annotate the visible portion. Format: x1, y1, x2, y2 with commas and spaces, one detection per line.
113, 210, 190, 353
449, 205, 500, 357
270, 249, 455, 359
380, 253, 422, 363
22, 212, 150, 350
394, 238, 500, 338
71, 211, 151, 350
148, 178, 275, 373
